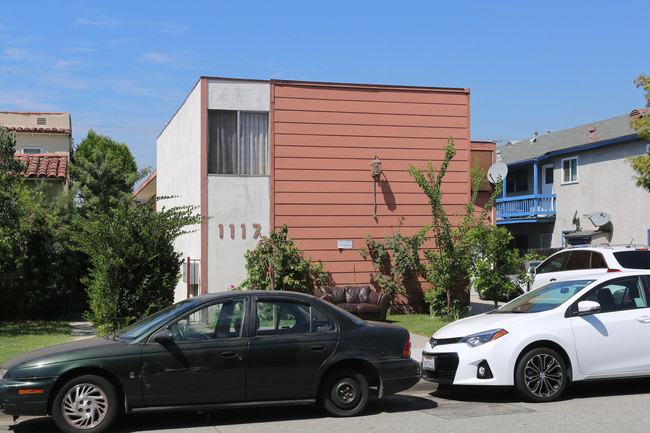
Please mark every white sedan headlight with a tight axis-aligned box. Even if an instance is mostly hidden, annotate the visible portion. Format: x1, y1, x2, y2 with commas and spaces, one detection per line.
459, 328, 508, 347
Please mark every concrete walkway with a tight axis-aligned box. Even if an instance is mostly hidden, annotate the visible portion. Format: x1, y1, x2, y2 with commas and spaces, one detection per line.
69, 320, 96, 340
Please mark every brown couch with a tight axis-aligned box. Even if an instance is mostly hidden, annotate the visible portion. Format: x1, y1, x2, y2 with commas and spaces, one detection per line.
314, 285, 389, 321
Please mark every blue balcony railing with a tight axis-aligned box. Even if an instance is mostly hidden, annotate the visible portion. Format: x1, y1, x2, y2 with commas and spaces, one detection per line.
496, 194, 556, 219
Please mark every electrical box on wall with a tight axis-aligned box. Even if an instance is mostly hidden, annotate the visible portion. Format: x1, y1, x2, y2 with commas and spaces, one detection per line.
182, 262, 199, 284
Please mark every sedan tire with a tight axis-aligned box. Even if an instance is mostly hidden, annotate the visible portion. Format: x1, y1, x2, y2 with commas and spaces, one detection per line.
515, 347, 567, 402
52, 375, 118, 433
321, 369, 369, 417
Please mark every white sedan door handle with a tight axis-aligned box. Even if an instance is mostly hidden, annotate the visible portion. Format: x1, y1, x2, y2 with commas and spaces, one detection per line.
636, 316, 650, 323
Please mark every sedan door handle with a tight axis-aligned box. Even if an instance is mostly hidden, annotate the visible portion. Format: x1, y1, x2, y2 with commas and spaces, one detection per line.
636, 316, 650, 323
310, 345, 326, 352
221, 351, 239, 358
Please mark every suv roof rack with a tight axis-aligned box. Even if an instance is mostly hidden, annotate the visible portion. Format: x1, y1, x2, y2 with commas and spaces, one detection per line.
565, 244, 650, 250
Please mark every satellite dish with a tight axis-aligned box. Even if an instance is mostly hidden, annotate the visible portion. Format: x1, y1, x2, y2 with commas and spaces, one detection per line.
487, 162, 508, 184
589, 211, 611, 227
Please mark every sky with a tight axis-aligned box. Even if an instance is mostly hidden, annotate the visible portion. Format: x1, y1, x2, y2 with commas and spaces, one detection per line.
1, 1, 648, 172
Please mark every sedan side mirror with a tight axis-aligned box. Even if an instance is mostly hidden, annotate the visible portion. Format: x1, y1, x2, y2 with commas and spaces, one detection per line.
153, 329, 174, 344
577, 300, 601, 316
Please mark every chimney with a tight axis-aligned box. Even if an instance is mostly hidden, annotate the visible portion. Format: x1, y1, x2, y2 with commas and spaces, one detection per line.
587, 127, 596, 141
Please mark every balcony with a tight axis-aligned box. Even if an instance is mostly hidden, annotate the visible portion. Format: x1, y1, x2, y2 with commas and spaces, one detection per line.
496, 194, 556, 223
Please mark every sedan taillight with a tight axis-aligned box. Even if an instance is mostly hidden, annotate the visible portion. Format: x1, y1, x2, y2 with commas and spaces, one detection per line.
607, 268, 622, 273
403, 337, 411, 357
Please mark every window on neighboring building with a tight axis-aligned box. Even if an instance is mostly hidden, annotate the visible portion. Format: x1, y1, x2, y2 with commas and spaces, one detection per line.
208, 110, 269, 175
21, 147, 42, 154
561, 157, 578, 184
506, 168, 528, 193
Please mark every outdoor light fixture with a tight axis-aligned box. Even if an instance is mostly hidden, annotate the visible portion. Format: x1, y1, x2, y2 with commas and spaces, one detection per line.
370, 154, 382, 178
370, 154, 381, 218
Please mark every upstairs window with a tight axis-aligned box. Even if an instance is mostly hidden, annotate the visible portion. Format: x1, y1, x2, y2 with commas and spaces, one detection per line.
562, 157, 578, 184
506, 168, 528, 193
21, 147, 42, 154
208, 110, 269, 175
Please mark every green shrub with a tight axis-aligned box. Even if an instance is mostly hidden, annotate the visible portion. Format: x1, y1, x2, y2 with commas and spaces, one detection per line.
239, 225, 330, 293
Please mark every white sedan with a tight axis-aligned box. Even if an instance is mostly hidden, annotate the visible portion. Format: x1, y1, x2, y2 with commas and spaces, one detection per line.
422, 271, 650, 402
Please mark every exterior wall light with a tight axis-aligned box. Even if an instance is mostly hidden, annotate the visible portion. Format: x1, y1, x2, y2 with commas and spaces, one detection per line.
370, 154, 381, 218
370, 154, 382, 178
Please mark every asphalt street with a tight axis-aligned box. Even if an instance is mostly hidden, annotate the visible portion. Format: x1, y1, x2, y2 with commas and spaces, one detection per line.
4, 379, 650, 433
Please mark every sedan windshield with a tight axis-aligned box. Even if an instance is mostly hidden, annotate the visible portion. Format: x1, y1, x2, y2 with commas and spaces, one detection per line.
115, 298, 199, 342
496, 280, 594, 313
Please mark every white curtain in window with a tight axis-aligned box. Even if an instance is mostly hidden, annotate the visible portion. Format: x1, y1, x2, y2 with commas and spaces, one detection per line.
239, 112, 269, 175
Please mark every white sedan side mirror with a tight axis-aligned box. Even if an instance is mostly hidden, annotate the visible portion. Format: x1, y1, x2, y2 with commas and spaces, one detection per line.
577, 300, 601, 316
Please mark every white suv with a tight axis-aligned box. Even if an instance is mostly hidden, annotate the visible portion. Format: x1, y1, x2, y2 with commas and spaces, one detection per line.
531, 245, 650, 290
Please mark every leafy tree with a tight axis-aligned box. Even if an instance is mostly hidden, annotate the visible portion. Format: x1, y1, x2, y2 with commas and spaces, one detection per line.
467, 225, 529, 308
239, 224, 330, 293
71, 199, 202, 334
359, 217, 424, 309
0, 127, 25, 274
409, 137, 501, 319
70, 130, 147, 213
628, 74, 650, 192
0, 127, 73, 318
630, 74, 650, 140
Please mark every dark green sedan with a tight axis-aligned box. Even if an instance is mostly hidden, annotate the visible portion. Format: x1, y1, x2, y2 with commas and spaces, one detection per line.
0, 290, 421, 433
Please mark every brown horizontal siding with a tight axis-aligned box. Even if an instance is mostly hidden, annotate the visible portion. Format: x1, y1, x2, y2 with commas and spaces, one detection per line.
274, 168, 471, 183
274, 180, 468, 194
274, 98, 469, 117
276, 134, 469, 149
274, 123, 468, 140
271, 83, 468, 103
274, 110, 469, 128
271, 81, 474, 291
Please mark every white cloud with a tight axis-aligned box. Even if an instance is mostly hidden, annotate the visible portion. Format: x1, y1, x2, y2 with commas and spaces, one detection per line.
75, 17, 121, 28
4, 48, 34, 60
139, 52, 175, 64
0, 91, 62, 112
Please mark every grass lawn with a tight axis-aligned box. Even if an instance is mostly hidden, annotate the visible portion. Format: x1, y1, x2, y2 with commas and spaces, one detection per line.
386, 313, 449, 337
0, 321, 74, 365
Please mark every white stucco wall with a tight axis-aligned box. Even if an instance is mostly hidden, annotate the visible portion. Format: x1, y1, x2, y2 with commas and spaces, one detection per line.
157, 81, 203, 301
207, 176, 270, 291
16, 134, 71, 154
552, 139, 650, 246
207, 79, 270, 111
205, 79, 271, 292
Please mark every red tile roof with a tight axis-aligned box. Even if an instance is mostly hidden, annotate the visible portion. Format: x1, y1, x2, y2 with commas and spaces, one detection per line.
4, 126, 71, 135
13, 154, 68, 179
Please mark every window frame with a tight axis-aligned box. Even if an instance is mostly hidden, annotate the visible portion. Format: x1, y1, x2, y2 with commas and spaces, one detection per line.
574, 276, 649, 314
561, 157, 578, 184
21, 147, 43, 154
168, 298, 246, 342
253, 299, 335, 336
505, 167, 529, 194
207, 109, 269, 176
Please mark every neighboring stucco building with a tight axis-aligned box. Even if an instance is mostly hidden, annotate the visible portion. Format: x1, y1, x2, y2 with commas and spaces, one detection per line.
158, 77, 492, 302
1, 111, 72, 196
496, 109, 650, 249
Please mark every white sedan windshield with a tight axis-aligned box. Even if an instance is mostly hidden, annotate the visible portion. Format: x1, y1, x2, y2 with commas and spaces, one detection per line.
496, 280, 594, 313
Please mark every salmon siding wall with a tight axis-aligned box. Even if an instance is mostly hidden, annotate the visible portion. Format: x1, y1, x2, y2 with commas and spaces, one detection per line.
270, 81, 472, 291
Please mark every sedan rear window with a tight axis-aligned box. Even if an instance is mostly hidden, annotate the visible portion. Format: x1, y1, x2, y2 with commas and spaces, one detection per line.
613, 250, 650, 269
